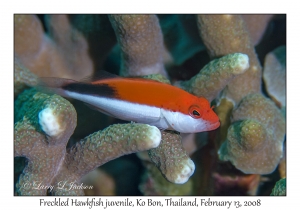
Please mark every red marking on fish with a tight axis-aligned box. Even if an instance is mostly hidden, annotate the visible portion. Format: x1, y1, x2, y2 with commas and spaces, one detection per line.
39, 72, 220, 133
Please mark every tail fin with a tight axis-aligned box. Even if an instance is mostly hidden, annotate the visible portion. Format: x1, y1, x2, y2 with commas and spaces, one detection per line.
37, 77, 77, 97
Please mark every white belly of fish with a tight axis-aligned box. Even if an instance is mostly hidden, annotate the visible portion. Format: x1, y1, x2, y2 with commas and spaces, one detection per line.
65, 91, 170, 129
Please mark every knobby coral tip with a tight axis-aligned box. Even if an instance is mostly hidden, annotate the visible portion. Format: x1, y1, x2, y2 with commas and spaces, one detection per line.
174, 159, 195, 184
146, 125, 162, 148
38, 108, 63, 136
234, 53, 249, 74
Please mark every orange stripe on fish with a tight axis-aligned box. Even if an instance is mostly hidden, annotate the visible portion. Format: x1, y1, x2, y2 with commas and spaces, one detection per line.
39, 72, 220, 133
92, 77, 207, 114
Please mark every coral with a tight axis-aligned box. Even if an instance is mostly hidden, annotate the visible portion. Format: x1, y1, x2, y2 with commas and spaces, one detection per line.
270, 178, 286, 196
14, 14, 117, 80
14, 15, 70, 78
218, 94, 285, 174
14, 89, 161, 195
148, 131, 195, 184
139, 161, 192, 195
142, 74, 171, 84
195, 14, 285, 186
197, 14, 261, 104
14, 56, 39, 96
14, 14, 286, 196
52, 123, 161, 196
278, 141, 286, 178
81, 168, 115, 196
242, 15, 273, 46
14, 15, 45, 61
175, 53, 249, 102
14, 88, 77, 195
45, 15, 116, 76
109, 15, 167, 77
263, 46, 286, 108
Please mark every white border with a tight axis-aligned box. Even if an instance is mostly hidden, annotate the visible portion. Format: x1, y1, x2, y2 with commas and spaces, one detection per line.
4, 0, 298, 209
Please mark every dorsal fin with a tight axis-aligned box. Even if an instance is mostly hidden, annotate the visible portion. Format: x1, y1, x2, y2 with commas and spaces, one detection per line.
80, 70, 121, 83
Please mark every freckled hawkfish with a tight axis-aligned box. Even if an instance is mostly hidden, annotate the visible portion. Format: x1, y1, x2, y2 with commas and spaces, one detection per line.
38, 71, 220, 133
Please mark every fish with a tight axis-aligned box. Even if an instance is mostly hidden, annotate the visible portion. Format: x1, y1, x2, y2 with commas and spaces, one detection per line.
38, 71, 220, 133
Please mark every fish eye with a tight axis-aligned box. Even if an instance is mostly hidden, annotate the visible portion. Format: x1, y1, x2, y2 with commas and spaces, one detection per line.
193, 110, 200, 116
189, 105, 202, 119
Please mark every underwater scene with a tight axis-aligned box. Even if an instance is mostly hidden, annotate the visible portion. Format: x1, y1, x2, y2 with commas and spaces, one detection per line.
14, 14, 286, 196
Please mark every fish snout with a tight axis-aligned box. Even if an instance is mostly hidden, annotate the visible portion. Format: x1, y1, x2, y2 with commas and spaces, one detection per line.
202, 109, 220, 131
208, 121, 220, 131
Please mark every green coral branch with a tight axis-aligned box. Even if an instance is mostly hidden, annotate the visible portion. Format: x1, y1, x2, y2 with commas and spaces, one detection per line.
175, 53, 249, 102
14, 89, 162, 195
195, 15, 285, 176
148, 131, 195, 184
139, 161, 192, 195
51, 123, 161, 195
197, 14, 261, 104
218, 94, 285, 174
270, 178, 286, 196
14, 89, 76, 195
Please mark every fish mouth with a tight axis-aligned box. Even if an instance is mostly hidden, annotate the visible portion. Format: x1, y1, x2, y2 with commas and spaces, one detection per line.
208, 121, 220, 131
